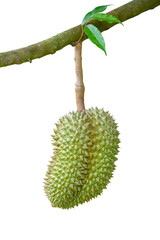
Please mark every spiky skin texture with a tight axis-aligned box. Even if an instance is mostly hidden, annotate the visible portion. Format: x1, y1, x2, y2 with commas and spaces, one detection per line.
44, 108, 120, 209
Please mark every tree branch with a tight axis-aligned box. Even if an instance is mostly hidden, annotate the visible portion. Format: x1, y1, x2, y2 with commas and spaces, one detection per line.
0, 0, 160, 68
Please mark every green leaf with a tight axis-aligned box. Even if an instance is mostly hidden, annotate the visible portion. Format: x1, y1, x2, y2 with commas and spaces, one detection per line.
91, 13, 123, 25
81, 5, 110, 26
84, 24, 106, 55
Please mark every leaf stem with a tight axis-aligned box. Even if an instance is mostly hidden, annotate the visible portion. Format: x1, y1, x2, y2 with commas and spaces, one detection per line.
76, 26, 84, 44
76, 19, 92, 44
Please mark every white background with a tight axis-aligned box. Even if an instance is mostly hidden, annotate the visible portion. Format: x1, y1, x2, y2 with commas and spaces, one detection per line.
0, 1, 160, 239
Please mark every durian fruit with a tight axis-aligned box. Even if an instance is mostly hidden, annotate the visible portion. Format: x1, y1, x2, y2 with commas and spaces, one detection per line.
44, 107, 120, 209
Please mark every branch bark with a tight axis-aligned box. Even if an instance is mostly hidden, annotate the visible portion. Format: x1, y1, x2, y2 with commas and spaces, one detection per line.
0, 0, 160, 68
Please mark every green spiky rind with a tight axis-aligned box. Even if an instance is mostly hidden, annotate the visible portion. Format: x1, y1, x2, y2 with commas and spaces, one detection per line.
66, 108, 120, 208
44, 111, 92, 209
44, 108, 120, 209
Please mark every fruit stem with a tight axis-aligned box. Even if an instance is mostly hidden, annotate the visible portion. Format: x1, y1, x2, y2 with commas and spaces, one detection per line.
74, 42, 85, 111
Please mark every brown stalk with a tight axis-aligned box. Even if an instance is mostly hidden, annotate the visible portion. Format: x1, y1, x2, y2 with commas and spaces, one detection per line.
74, 42, 85, 111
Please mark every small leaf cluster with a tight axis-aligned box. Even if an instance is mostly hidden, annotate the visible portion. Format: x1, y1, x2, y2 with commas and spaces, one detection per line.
81, 5, 123, 55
